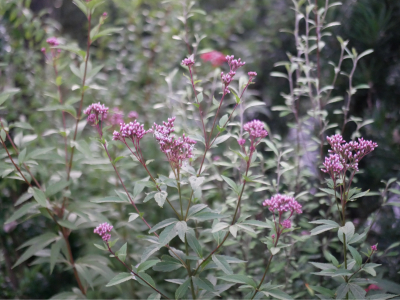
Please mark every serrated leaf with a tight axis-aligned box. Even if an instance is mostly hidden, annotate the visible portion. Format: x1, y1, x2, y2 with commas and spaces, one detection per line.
348, 245, 362, 266
128, 213, 139, 222
218, 274, 256, 287
116, 243, 127, 262
32, 188, 47, 207
187, 232, 202, 258
153, 261, 182, 272
46, 180, 70, 197
137, 260, 160, 272
5, 202, 38, 224
154, 191, 168, 207
141, 245, 159, 263
158, 224, 178, 246
106, 272, 133, 287
212, 255, 233, 275
193, 277, 215, 292
50, 239, 63, 274
175, 278, 190, 300
175, 221, 187, 242
149, 218, 178, 233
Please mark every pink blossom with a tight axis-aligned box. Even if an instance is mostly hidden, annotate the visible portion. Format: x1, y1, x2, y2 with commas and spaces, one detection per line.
237, 138, 245, 146
323, 134, 378, 173
282, 219, 291, 228
181, 57, 195, 67
263, 194, 302, 214
365, 284, 381, 292
243, 120, 268, 139
200, 51, 226, 66
220, 55, 246, 94
108, 107, 124, 126
128, 111, 138, 119
94, 222, 113, 242
41, 47, 46, 53
102, 12, 108, 17
113, 120, 151, 143
46, 37, 60, 46
371, 245, 377, 251
248, 71, 257, 77
84, 102, 109, 123
153, 117, 196, 168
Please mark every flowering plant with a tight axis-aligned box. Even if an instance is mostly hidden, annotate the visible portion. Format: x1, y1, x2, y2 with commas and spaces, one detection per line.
1, 0, 399, 299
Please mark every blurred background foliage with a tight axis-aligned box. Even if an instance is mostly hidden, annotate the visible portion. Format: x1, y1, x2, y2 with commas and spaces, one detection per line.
0, 0, 399, 298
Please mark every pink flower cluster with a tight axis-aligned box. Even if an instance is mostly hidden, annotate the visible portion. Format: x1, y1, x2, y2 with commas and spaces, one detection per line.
321, 154, 344, 178
84, 102, 109, 123
282, 219, 292, 229
371, 245, 377, 251
113, 120, 151, 143
46, 37, 60, 46
322, 134, 378, 175
153, 117, 196, 168
244, 120, 268, 139
181, 57, 195, 67
108, 108, 124, 126
263, 194, 302, 214
94, 222, 113, 242
220, 55, 247, 94
200, 51, 226, 66
128, 111, 138, 119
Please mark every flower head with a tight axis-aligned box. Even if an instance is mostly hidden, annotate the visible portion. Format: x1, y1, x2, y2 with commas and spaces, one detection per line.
84, 102, 109, 123
128, 111, 138, 119
153, 117, 196, 168
263, 194, 302, 214
46, 37, 60, 46
244, 120, 268, 139
248, 71, 257, 77
323, 134, 378, 173
113, 120, 151, 143
102, 12, 108, 17
220, 55, 246, 93
371, 245, 377, 251
94, 222, 113, 242
200, 51, 226, 67
282, 219, 291, 228
181, 57, 195, 67
41, 47, 46, 53
107, 107, 124, 126
237, 138, 245, 146
321, 154, 344, 178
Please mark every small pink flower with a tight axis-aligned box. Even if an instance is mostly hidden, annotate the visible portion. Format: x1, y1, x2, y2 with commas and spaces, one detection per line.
371, 245, 377, 251
102, 12, 108, 17
94, 222, 113, 242
84, 102, 109, 123
271, 234, 275, 239
41, 47, 46, 53
282, 219, 291, 228
128, 111, 138, 119
248, 71, 257, 77
200, 51, 226, 67
46, 37, 60, 46
244, 120, 268, 139
365, 284, 381, 292
181, 57, 195, 67
237, 138, 245, 146
263, 194, 302, 214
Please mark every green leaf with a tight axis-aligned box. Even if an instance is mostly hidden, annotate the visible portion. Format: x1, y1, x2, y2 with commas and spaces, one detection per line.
55, 76, 62, 86
50, 239, 63, 274
336, 283, 349, 299
348, 245, 362, 266
218, 274, 256, 287
175, 221, 188, 242
308, 285, 335, 297
212, 254, 233, 275
219, 114, 228, 127
213, 135, 231, 146
338, 222, 355, 243
348, 189, 370, 201
158, 224, 178, 246
18, 148, 27, 165
32, 187, 47, 207
241, 220, 273, 228
193, 277, 215, 292
94, 243, 108, 251
263, 289, 293, 300
25, 147, 54, 160
116, 243, 127, 262
189, 211, 229, 221
154, 191, 168, 207
149, 218, 178, 233
46, 180, 70, 197
270, 71, 288, 79
175, 278, 190, 300
91, 196, 127, 203
106, 272, 133, 287
92, 27, 123, 42
58, 220, 77, 230
141, 245, 159, 263
384, 202, 400, 208
5, 202, 38, 224
187, 233, 202, 258
349, 283, 366, 299
147, 293, 161, 300
72, 0, 88, 17
137, 260, 160, 272
136, 272, 156, 288
310, 224, 339, 236
153, 261, 182, 272
221, 175, 238, 193
128, 213, 139, 222
212, 222, 230, 233
187, 204, 207, 217
0, 88, 20, 106
13, 234, 59, 268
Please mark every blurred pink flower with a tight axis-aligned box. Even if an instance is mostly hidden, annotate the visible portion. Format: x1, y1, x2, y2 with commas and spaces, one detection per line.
200, 51, 226, 67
